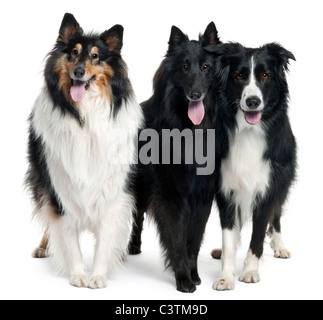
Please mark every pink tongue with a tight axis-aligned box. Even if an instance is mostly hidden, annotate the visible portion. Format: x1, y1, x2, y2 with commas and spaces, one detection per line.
188, 100, 205, 125
244, 111, 262, 125
70, 81, 86, 103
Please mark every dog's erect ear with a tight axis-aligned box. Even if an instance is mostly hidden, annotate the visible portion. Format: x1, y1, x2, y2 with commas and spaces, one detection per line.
100, 25, 124, 54
168, 26, 189, 52
202, 22, 221, 47
57, 13, 83, 44
264, 43, 296, 70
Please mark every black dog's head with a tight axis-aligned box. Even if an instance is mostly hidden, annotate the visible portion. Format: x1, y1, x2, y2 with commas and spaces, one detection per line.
207, 42, 295, 126
153, 22, 221, 125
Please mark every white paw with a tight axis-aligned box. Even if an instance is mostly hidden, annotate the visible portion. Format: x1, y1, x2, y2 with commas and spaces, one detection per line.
272, 246, 291, 259
88, 275, 107, 289
32, 248, 48, 258
70, 274, 89, 288
239, 270, 260, 283
270, 232, 291, 259
213, 276, 235, 291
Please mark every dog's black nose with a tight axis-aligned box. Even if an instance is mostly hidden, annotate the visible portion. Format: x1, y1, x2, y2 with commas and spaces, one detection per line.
246, 96, 261, 109
190, 92, 201, 100
74, 68, 85, 79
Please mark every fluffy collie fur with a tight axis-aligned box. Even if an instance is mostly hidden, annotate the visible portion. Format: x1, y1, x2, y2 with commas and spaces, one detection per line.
127, 23, 221, 293
26, 13, 143, 289
207, 42, 297, 290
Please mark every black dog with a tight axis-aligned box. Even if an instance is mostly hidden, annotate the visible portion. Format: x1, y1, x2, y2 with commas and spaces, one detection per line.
128, 23, 220, 293
207, 42, 297, 290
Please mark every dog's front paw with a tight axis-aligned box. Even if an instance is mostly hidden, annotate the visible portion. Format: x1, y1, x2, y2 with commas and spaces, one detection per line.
70, 274, 89, 288
239, 270, 260, 283
176, 279, 196, 293
213, 276, 235, 291
88, 275, 107, 289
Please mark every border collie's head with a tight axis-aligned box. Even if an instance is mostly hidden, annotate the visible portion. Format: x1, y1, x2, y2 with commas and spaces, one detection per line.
208, 42, 295, 126
45, 13, 131, 123
153, 22, 221, 125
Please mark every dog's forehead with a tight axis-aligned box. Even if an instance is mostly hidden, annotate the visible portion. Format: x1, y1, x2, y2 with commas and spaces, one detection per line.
69, 35, 105, 52
230, 52, 252, 71
180, 41, 211, 62
253, 50, 275, 70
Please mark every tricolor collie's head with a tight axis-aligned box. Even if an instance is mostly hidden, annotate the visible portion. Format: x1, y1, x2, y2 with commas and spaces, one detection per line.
153, 22, 221, 126
208, 42, 295, 126
45, 13, 132, 123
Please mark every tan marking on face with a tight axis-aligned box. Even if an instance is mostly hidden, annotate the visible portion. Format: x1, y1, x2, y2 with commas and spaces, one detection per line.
73, 43, 83, 55
90, 46, 99, 60
55, 55, 74, 104
84, 59, 115, 100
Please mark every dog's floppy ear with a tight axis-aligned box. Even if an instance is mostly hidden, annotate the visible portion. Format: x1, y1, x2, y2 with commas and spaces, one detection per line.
206, 43, 242, 87
263, 43, 295, 92
168, 26, 189, 52
264, 43, 296, 71
57, 13, 83, 44
201, 22, 221, 47
100, 25, 124, 54
205, 42, 241, 56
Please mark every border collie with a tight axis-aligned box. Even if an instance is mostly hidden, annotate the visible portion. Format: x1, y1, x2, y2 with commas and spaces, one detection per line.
206, 42, 297, 290
127, 23, 221, 293
26, 13, 143, 289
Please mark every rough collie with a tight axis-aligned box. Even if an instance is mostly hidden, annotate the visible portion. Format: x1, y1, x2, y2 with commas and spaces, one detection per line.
127, 23, 221, 292
207, 42, 297, 290
26, 13, 143, 289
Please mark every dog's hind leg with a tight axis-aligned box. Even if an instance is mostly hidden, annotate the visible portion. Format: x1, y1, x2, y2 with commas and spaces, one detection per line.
267, 205, 291, 259
128, 207, 145, 255
32, 228, 49, 258
32, 203, 58, 259
269, 230, 291, 259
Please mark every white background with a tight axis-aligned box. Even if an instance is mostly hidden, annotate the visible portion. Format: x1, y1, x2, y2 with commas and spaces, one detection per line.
0, 0, 322, 300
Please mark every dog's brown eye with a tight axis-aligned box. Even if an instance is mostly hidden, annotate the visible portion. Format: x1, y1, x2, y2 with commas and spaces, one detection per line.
92, 53, 99, 59
182, 64, 189, 71
202, 64, 210, 71
72, 49, 79, 56
235, 72, 243, 80
262, 73, 270, 80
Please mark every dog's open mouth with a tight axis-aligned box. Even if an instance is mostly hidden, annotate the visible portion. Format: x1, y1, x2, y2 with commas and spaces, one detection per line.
243, 110, 262, 125
70, 76, 95, 103
188, 100, 205, 126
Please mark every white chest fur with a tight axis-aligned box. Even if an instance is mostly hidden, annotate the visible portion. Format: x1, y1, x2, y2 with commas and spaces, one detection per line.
32, 87, 142, 228
221, 110, 271, 225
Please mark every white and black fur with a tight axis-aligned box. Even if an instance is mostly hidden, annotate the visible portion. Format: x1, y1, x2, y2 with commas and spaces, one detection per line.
25, 13, 143, 289
208, 43, 297, 290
